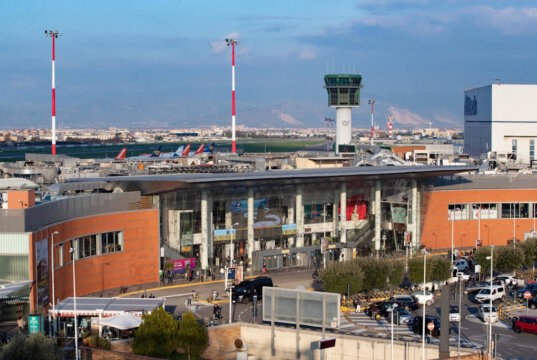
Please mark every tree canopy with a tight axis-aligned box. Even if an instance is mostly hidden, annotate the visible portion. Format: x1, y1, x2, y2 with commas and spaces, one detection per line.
132, 307, 180, 358
0, 333, 61, 360
177, 312, 209, 360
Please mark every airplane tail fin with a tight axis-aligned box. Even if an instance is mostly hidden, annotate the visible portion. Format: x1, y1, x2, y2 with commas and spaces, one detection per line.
174, 146, 184, 156
194, 144, 205, 155
182, 144, 191, 157
115, 148, 127, 160
206, 142, 215, 153
151, 145, 162, 157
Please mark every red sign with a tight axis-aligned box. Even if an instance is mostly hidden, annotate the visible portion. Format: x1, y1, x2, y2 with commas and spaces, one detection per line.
319, 338, 336, 350
524, 291, 532, 299
171, 258, 196, 274
427, 322, 435, 331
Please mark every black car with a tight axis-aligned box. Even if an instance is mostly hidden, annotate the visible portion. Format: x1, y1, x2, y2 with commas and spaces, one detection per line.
377, 301, 398, 318
412, 316, 448, 337
388, 295, 419, 311
516, 285, 537, 299
528, 297, 537, 310
232, 276, 273, 303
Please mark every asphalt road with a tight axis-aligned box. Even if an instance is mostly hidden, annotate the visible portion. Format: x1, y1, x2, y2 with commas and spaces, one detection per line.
125, 270, 537, 359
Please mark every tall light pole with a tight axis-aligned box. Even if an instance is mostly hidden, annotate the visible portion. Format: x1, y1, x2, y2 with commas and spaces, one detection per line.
226, 38, 239, 154
422, 249, 427, 360
513, 204, 517, 248
486, 246, 494, 359
45, 30, 61, 155
51, 230, 59, 335
368, 99, 375, 145
390, 303, 399, 360
230, 222, 239, 267
457, 272, 463, 359
476, 204, 481, 248
70, 247, 78, 360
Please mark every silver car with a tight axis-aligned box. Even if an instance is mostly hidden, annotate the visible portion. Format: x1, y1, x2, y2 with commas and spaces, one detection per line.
392, 307, 413, 325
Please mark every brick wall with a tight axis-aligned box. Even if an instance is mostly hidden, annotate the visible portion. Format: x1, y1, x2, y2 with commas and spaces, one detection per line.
421, 189, 537, 249
30, 209, 159, 312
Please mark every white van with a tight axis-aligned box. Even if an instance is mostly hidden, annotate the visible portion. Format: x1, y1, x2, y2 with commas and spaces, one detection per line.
475, 285, 505, 303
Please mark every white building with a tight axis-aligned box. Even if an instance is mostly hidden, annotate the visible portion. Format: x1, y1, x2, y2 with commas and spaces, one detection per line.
464, 83, 537, 164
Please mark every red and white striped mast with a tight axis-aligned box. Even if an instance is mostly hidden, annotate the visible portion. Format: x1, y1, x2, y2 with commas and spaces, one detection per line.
226, 38, 239, 154
45, 29, 61, 155
368, 99, 375, 145
387, 115, 393, 139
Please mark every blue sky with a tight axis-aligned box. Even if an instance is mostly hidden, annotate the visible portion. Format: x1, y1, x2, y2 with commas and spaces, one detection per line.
1, 1, 537, 129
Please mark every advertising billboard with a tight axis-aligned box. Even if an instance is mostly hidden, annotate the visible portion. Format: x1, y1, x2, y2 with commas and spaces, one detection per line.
171, 258, 196, 274
214, 229, 236, 242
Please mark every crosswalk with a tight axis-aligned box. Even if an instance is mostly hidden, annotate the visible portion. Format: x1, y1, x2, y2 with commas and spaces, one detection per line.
338, 313, 480, 349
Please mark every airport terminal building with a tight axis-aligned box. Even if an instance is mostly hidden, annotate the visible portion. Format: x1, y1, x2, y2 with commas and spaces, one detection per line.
6, 165, 537, 316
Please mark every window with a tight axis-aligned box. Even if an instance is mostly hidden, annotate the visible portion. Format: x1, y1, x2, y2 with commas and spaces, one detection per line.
58, 244, 63, 267
472, 203, 498, 219
531, 140, 535, 161
448, 204, 469, 220
78, 235, 97, 259
101, 231, 123, 254
501, 203, 529, 218
512, 139, 518, 155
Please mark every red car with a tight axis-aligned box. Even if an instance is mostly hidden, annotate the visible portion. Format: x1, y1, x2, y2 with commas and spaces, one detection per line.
512, 316, 537, 334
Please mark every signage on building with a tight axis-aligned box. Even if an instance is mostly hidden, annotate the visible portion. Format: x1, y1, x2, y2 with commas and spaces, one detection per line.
404, 231, 412, 246
282, 224, 297, 235
171, 258, 196, 274
214, 229, 236, 242
464, 95, 477, 116
227, 267, 235, 280
321, 237, 328, 253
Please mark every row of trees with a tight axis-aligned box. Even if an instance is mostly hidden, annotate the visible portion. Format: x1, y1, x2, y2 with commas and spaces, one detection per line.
132, 307, 208, 360
475, 238, 537, 274
320, 256, 452, 295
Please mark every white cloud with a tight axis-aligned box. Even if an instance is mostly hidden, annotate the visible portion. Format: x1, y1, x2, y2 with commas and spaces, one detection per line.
461, 6, 537, 35
210, 32, 240, 54
434, 113, 461, 126
299, 48, 316, 60
388, 106, 430, 127
271, 110, 302, 125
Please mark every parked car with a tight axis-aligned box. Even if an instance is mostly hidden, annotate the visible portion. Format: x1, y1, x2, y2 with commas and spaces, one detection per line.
391, 307, 413, 325
512, 315, 537, 334
475, 285, 505, 303
453, 259, 469, 272
377, 301, 399, 318
527, 297, 537, 310
388, 295, 419, 311
495, 274, 518, 287
478, 304, 499, 323
412, 316, 447, 337
516, 284, 537, 300
449, 305, 460, 322
465, 281, 490, 295
232, 276, 273, 303
410, 291, 435, 306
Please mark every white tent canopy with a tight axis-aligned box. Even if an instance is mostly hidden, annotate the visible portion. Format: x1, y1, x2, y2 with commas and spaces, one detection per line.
99, 313, 142, 330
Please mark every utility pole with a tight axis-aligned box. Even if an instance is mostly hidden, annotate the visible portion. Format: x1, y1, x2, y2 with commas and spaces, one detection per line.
226, 38, 239, 154
45, 29, 61, 155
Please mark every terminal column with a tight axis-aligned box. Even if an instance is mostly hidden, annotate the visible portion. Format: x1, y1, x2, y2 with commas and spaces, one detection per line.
411, 179, 418, 249
208, 192, 214, 265
201, 190, 209, 270
333, 188, 339, 238
375, 180, 381, 258
296, 186, 304, 249
247, 187, 254, 269
287, 197, 295, 247
339, 183, 347, 244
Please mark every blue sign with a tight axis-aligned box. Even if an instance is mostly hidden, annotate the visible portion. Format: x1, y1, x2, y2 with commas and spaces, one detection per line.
282, 224, 297, 235
227, 268, 235, 280
214, 229, 236, 242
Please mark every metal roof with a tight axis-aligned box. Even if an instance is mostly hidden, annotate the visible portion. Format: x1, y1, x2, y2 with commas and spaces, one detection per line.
0, 281, 31, 299
68, 165, 477, 195
50, 297, 164, 317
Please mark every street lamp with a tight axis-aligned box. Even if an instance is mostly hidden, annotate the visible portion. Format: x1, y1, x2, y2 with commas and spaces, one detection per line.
422, 249, 427, 360
457, 272, 463, 359
230, 222, 239, 266
51, 230, 59, 336
69, 247, 78, 360
486, 246, 494, 359
368, 99, 375, 145
390, 303, 399, 360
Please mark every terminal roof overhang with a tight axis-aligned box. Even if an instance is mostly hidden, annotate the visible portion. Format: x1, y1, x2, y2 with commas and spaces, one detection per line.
71, 165, 477, 196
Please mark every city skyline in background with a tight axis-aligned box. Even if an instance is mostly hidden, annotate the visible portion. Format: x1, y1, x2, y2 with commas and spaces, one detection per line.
2, 1, 537, 129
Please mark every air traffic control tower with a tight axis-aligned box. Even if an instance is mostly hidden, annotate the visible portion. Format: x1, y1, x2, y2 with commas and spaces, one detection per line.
324, 74, 363, 154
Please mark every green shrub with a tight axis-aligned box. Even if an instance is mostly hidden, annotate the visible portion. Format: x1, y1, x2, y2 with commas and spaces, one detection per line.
177, 312, 209, 360
132, 307, 180, 358
320, 261, 363, 294
0, 333, 61, 360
